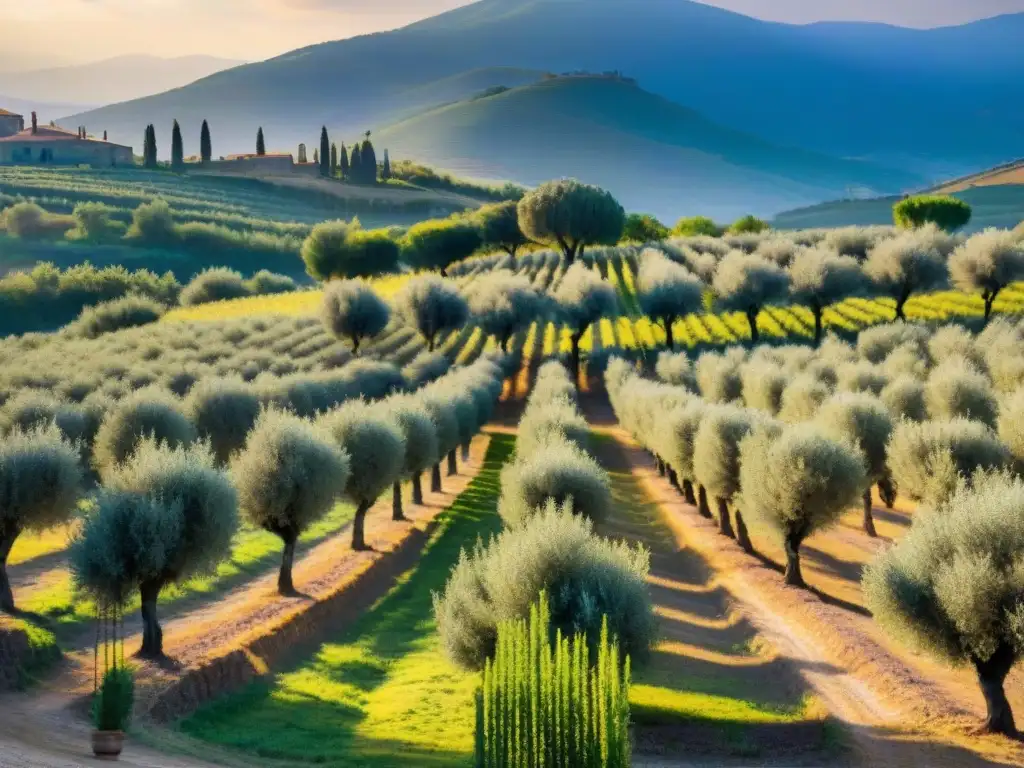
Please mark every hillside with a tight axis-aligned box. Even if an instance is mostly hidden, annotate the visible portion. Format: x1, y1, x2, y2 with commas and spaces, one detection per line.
374, 76, 920, 220
0, 54, 244, 106
63, 0, 1024, 176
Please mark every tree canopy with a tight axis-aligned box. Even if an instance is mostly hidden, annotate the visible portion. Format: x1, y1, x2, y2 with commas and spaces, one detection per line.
517, 180, 625, 264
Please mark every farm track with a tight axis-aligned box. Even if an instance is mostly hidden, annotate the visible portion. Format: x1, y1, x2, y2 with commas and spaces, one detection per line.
0, 436, 491, 768
580, 395, 1024, 768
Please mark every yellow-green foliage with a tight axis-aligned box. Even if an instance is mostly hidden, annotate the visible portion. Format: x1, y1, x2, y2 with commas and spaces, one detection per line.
475, 593, 631, 768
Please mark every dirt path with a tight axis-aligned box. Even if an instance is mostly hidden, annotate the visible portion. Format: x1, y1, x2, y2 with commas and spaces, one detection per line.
580, 394, 1024, 768
0, 437, 491, 768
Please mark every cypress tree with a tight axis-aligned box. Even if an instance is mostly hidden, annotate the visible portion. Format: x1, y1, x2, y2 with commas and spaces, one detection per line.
350, 143, 362, 181
382, 149, 391, 181
340, 143, 349, 178
171, 120, 184, 170
313, 149, 320, 166
256, 127, 266, 156
319, 126, 330, 177
360, 133, 377, 183
330, 142, 338, 176
200, 120, 212, 165
103, 130, 107, 141
143, 124, 158, 169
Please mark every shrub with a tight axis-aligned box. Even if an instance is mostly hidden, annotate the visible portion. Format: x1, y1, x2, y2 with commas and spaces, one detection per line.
740, 361, 788, 415
864, 229, 949, 320
727, 215, 770, 235
245, 270, 296, 295
837, 361, 889, 396
824, 226, 885, 262
740, 423, 865, 587
92, 666, 134, 732
778, 374, 831, 424
73, 440, 237, 658
712, 252, 789, 342
179, 268, 253, 306
302, 220, 400, 280
998, 388, 1024, 467
67, 202, 127, 243
394, 275, 469, 351
924, 361, 998, 428
887, 418, 1011, 506
517, 398, 591, 458
655, 351, 698, 392
622, 213, 669, 243
467, 271, 545, 352
499, 438, 612, 528
554, 263, 618, 385
184, 377, 262, 465
403, 218, 483, 276
857, 322, 930, 364
517, 180, 625, 264
433, 501, 655, 671
476, 593, 631, 767
894, 195, 972, 233
635, 249, 704, 349
927, 324, 985, 370
674, 216, 722, 237
816, 392, 894, 536
92, 389, 197, 480
66, 295, 165, 338
232, 409, 350, 594
2, 202, 74, 239
0, 425, 83, 612
125, 198, 177, 245
318, 401, 405, 550
321, 280, 390, 355
880, 376, 928, 422
788, 248, 866, 344
862, 472, 1024, 734
695, 349, 744, 403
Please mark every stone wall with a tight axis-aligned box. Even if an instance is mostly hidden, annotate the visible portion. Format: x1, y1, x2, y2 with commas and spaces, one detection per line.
0, 139, 133, 167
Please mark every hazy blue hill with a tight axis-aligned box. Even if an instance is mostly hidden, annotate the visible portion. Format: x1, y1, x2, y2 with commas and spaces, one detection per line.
374, 76, 921, 220
63, 0, 1024, 174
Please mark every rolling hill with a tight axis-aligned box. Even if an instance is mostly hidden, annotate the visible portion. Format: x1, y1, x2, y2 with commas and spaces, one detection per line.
374, 76, 921, 220
64, 0, 1024, 177
0, 54, 244, 107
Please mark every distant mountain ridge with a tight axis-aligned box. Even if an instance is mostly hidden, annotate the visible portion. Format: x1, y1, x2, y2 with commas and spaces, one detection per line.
0, 54, 244, 107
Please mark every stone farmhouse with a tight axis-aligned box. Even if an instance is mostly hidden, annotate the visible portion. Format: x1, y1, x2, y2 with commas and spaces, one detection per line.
0, 110, 133, 167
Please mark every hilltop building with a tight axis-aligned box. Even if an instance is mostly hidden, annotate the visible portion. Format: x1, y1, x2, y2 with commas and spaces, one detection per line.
0, 111, 133, 167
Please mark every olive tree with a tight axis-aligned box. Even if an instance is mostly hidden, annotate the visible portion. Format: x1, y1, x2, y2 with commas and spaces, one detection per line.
93, 389, 197, 480
887, 418, 1011, 507
404, 218, 483, 276
319, 401, 405, 550
712, 252, 790, 342
553, 263, 618, 386
657, 399, 707, 510
949, 229, 1024, 323
924, 361, 999, 428
418, 397, 460, 494
184, 377, 262, 465
476, 201, 529, 261
695, 349, 745, 404
517, 179, 625, 265
302, 220, 400, 280
499, 438, 612, 528
740, 423, 866, 587
0, 426, 83, 613
816, 393, 894, 537
997, 387, 1024, 468
393, 275, 469, 351
788, 248, 866, 345
740, 361, 788, 416
693, 404, 769, 551
863, 472, 1024, 735
321, 280, 391, 355
880, 376, 927, 423
655, 351, 698, 393
378, 398, 439, 517
635, 249, 705, 349
863, 231, 949, 320
76, 440, 238, 659
232, 410, 350, 594
778, 374, 831, 424
467, 271, 545, 352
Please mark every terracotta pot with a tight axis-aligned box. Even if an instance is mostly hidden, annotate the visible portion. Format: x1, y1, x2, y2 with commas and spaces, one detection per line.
91, 730, 124, 760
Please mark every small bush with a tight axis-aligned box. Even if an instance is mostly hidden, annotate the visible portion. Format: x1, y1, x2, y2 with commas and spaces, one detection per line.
880, 376, 928, 422
66, 295, 165, 339
894, 195, 972, 233
924, 360, 998, 428
673, 216, 723, 237
180, 268, 253, 306
499, 438, 612, 527
67, 202, 127, 243
245, 270, 296, 295
434, 501, 655, 671
2, 202, 74, 239
695, 349, 744, 403
778, 374, 831, 423
728, 215, 770, 235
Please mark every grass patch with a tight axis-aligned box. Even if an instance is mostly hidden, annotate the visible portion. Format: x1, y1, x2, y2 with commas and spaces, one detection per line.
18, 502, 356, 642
0, 615, 62, 688
178, 433, 513, 766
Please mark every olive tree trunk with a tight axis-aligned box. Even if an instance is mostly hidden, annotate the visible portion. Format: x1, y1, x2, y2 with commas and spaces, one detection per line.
392, 482, 405, 522
412, 473, 424, 505
862, 487, 877, 538
668, 467, 680, 491
351, 500, 372, 551
138, 578, 166, 659
655, 457, 665, 477
735, 508, 753, 554
746, 307, 760, 343
716, 497, 735, 539
984, 290, 998, 324
784, 533, 805, 588
878, 473, 897, 509
447, 449, 458, 477
570, 331, 584, 390
0, 524, 19, 614
461, 442, 471, 462
697, 485, 712, 519
432, 463, 443, 493
664, 319, 676, 351
813, 307, 824, 347
682, 479, 697, 506
278, 531, 299, 595
974, 643, 1018, 736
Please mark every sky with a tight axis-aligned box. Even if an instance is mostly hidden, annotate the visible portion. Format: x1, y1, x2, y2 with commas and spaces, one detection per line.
1, 0, 1022, 67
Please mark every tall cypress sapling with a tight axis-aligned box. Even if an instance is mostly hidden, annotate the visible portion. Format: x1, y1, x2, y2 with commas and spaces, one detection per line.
200, 120, 211, 165
330, 142, 338, 175
381, 149, 391, 180
256, 127, 266, 156
170, 120, 184, 170
350, 143, 362, 180
319, 126, 330, 177
360, 135, 377, 183
340, 143, 349, 178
